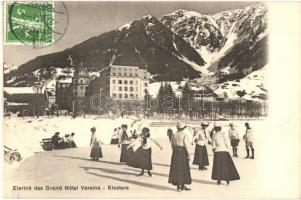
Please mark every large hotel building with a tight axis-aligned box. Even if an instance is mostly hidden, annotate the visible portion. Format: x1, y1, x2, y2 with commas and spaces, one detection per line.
97, 65, 149, 100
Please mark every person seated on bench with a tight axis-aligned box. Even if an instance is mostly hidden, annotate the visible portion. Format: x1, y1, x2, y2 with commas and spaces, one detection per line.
68, 133, 77, 148
62, 134, 71, 148
51, 132, 64, 149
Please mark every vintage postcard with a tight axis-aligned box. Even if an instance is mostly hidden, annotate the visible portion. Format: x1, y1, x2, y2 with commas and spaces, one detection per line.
2, 1, 301, 199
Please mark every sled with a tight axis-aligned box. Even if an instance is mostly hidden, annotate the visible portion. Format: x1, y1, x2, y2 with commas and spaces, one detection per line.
40, 138, 53, 151
4, 146, 22, 164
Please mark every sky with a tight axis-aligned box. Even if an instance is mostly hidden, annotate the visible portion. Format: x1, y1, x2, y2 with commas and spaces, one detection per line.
3, 1, 255, 66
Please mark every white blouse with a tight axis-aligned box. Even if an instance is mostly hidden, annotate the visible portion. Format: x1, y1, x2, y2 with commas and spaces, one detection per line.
212, 131, 231, 152
192, 128, 210, 146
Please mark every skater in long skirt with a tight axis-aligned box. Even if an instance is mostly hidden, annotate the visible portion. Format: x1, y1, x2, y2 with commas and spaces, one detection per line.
192, 122, 210, 170
211, 126, 240, 185
168, 122, 192, 192
110, 128, 119, 145
228, 123, 240, 157
125, 130, 140, 168
167, 129, 173, 143
90, 127, 104, 161
127, 127, 162, 176
119, 124, 131, 162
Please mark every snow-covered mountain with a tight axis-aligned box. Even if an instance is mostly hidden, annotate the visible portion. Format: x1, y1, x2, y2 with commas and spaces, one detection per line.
4, 3, 268, 101
161, 3, 268, 75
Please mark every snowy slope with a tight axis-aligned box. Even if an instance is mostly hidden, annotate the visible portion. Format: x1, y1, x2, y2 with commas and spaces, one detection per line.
213, 68, 267, 101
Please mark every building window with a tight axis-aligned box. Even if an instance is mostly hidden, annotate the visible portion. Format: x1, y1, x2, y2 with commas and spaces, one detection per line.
124, 87, 128, 91
125, 94, 128, 99
124, 73, 127, 76
130, 87, 134, 92
113, 72, 116, 76
118, 73, 121, 76
130, 80, 133, 84
124, 80, 128, 84
136, 94, 138, 98
80, 86, 84, 90
112, 79, 116, 84
113, 93, 117, 98
80, 80, 83, 84
135, 73, 138, 77
119, 86, 122, 91
130, 94, 134, 98
118, 80, 122, 84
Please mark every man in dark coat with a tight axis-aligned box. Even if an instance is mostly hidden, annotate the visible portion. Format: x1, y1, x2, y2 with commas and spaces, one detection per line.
51, 132, 63, 149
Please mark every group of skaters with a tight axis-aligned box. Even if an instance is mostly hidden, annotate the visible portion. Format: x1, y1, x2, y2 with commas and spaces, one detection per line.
88, 121, 254, 192
51, 132, 77, 149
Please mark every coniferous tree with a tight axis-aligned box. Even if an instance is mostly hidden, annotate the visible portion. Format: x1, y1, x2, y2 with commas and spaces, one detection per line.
157, 83, 165, 114
163, 83, 177, 112
143, 89, 152, 111
181, 81, 193, 115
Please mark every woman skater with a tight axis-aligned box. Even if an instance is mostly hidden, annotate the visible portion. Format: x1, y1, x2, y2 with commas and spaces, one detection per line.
211, 126, 240, 185
90, 127, 104, 161
168, 122, 192, 192
110, 128, 119, 145
167, 129, 173, 143
127, 127, 162, 176
192, 122, 210, 170
119, 124, 131, 162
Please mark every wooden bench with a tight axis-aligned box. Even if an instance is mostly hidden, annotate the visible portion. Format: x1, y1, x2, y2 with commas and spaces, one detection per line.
40, 138, 53, 151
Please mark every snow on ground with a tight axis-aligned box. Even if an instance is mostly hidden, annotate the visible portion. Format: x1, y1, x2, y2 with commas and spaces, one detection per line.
3, 116, 300, 198
214, 68, 267, 101
4, 87, 39, 94
3, 115, 263, 163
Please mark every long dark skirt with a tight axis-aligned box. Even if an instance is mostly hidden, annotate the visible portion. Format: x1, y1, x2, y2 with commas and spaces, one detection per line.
90, 144, 103, 159
111, 138, 119, 145
193, 144, 209, 167
168, 146, 192, 186
212, 151, 240, 181
127, 147, 152, 170
126, 147, 138, 168
120, 144, 129, 162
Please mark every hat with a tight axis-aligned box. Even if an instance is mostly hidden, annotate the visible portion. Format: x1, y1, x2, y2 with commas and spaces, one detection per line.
214, 126, 222, 132
201, 122, 209, 127
71, 132, 75, 136
142, 127, 150, 134
121, 124, 128, 128
176, 122, 186, 130
91, 127, 96, 131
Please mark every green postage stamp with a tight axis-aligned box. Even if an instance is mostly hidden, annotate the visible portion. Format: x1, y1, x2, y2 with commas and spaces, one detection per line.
5, 1, 55, 45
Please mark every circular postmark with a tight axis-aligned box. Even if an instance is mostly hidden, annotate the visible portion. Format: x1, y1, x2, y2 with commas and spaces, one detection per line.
7, 1, 69, 48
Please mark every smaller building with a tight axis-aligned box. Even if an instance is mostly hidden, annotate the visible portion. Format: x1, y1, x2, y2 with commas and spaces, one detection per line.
55, 78, 72, 111
4, 87, 46, 116
72, 62, 91, 114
